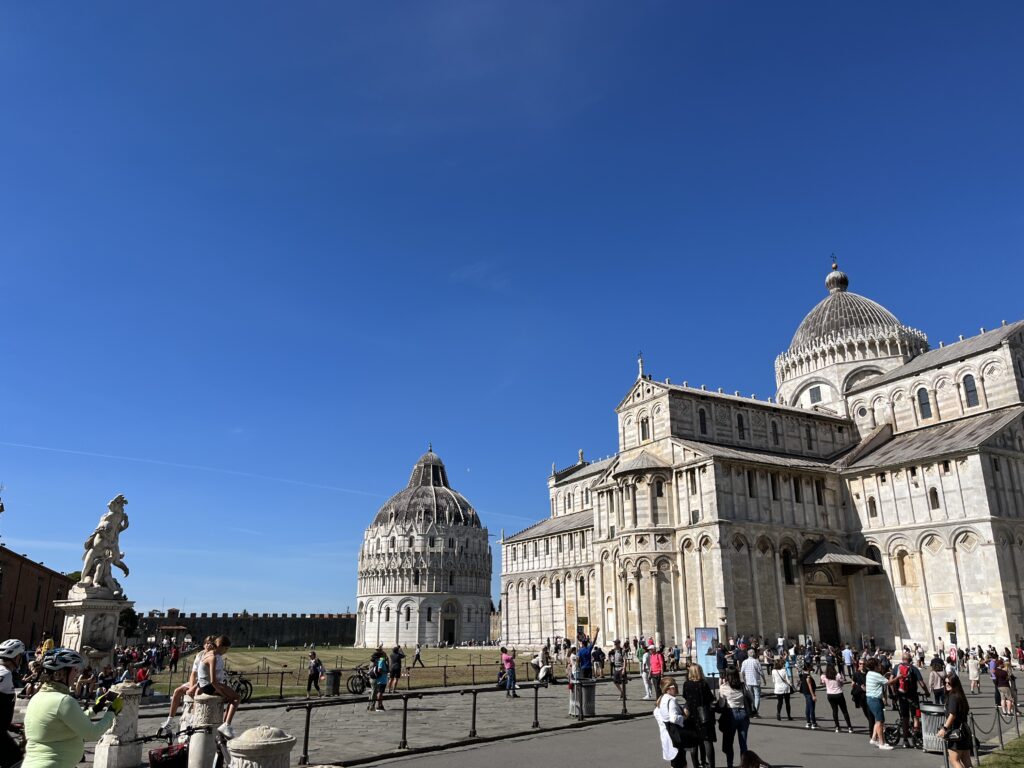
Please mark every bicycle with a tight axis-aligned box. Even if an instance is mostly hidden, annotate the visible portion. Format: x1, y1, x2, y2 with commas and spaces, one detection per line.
225, 670, 253, 703
883, 706, 923, 749
345, 664, 374, 695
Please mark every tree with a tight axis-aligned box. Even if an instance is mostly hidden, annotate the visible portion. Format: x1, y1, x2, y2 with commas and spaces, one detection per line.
119, 607, 139, 640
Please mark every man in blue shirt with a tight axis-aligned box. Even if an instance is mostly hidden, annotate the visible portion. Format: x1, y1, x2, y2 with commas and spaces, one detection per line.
577, 628, 599, 679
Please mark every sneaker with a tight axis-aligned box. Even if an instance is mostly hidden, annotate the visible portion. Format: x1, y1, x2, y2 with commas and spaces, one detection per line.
869, 739, 879, 745
217, 723, 235, 740
834, 727, 841, 733
805, 723, 811, 729
811, 723, 818, 730
847, 727, 854, 733
878, 744, 894, 751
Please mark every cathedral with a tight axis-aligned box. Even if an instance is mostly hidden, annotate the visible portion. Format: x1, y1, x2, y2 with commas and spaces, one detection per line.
500, 263, 1024, 653
355, 448, 492, 647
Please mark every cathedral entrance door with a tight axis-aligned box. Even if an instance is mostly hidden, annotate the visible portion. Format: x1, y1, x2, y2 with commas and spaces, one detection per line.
443, 619, 455, 645
815, 599, 840, 646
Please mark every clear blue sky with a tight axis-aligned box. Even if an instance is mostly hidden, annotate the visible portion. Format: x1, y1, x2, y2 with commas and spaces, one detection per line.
1, 2, 1021, 614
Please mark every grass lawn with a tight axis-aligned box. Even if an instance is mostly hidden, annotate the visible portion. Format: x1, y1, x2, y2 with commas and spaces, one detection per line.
979, 734, 1024, 767
146, 645, 515, 700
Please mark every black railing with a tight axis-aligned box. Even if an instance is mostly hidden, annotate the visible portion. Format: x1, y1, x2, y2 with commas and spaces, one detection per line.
284, 676, 634, 765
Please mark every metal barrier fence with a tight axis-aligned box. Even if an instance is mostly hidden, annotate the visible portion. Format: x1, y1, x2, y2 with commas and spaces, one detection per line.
284, 676, 634, 765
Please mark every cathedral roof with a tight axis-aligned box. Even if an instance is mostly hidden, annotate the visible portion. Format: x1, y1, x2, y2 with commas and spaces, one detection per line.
505, 510, 591, 543
839, 405, 1024, 471
788, 262, 911, 352
846, 319, 1024, 394
371, 448, 481, 529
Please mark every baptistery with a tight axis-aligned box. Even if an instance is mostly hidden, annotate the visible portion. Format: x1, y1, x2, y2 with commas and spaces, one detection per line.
355, 447, 492, 647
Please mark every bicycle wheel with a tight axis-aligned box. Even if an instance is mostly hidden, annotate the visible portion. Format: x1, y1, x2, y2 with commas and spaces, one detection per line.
240, 680, 253, 703
352, 675, 367, 695
345, 675, 359, 694
883, 726, 900, 746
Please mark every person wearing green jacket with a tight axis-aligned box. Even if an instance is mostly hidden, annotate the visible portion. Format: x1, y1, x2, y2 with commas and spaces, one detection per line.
23, 648, 123, 768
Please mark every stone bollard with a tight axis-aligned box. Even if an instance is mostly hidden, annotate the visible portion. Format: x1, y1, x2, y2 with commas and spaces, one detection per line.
94, 683, 143, 768
187, 694, 224, 768
228, 726, 296, 768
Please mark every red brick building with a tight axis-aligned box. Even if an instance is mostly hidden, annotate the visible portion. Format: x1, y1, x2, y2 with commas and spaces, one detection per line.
0, 545, 74, 648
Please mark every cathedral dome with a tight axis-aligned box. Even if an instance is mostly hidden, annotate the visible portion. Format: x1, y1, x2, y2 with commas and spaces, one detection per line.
788, 262, 905, 352
371, 448, 480, 528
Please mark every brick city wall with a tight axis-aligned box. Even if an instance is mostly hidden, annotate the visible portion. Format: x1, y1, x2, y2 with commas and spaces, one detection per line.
0, 546, 74, 648
137, 608, 356, 647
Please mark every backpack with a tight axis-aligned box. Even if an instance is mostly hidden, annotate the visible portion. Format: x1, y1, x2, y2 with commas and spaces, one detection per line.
896, 663, 912, 694
798, 671, 810, 694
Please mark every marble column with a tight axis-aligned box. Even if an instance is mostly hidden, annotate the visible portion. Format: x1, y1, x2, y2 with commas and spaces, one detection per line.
187, 694, 224, 768
93, 683, 142, 768
228, 726, 296, 768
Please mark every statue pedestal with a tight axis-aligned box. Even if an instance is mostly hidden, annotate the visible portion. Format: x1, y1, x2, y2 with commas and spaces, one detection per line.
228, 726, 295, 768
188, 695, 224, 768
93, 683, 143, 768
54, 591, 133, 670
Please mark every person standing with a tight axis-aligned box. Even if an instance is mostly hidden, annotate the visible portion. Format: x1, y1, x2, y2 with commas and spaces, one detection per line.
650, 643, 666, 697
682, 664, 716, 768
865, 658, 891, 750
0, 640, 25, 768
797, 664, 818, 730
929, 658, 947, 705
387, 646, 405, 694
716, 667, 749, 768
842, 645, 854, 677
610, 640, 627, 697
820, 664, 853, 732
306, 651, 323, 697
654, 677, 693, 768
937, 675, 973, 768
641, 644, 655, 700
500, 646, 518, 699
739, 653, 764, 717
771, 659, 793, 721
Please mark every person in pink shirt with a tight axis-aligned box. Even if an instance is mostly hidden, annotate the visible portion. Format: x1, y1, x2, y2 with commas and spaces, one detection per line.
820, 664, 853, 732
649, 643, 665, 697
500, 646, 519, 699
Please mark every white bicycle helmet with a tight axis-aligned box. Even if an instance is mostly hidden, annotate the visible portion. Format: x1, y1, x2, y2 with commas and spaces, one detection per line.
41, 647, 84, 671
0, 639, 25, 660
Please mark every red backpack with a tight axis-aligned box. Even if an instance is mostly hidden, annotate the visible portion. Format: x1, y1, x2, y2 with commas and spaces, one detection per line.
896, 663, 912, 694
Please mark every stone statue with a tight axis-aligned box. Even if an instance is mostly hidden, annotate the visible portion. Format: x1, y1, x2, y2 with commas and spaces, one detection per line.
79, 494, 130, 597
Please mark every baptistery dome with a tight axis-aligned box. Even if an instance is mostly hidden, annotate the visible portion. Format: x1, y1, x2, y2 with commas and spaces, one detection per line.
355, 447, 492, 647
775, 262, 927, 414
371, 449, 480, 528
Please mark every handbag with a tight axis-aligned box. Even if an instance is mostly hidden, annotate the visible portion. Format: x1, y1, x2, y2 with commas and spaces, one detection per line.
698, 704, 713, 725
665, 721, 701, 749
944, 725, 965, 741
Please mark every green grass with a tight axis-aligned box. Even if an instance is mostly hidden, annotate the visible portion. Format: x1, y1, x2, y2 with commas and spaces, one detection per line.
978, 734, 1024, 767
146, 646, 514, 700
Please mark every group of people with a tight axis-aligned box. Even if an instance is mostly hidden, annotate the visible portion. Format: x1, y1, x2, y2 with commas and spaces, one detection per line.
1, 639, 125, 768
156, 634, 240, 740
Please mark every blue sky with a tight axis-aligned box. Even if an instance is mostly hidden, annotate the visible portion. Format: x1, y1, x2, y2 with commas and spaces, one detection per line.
1, 1, 1021, 614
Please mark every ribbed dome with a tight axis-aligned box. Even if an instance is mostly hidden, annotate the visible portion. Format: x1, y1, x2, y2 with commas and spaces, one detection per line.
371, 448, 480, 528
788, 263, 905, 352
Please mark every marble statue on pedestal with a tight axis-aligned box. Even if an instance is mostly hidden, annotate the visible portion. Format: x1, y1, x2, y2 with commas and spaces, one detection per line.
78, 494, 130, 598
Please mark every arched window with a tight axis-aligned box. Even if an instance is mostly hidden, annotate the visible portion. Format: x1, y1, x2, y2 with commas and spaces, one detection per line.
782, 551, 795, 585
467, 607, 472, 622
408, 536, 414, 547
413, 570, 420, 586
579, 576, 586, 596
531, 585, 537, 600
737, 414, 746, 440
405, 606, 411, 622
385, 607, 391, 622
555, 580, 561, 598
369, 607, 374, 622
640, 417, 651, 442
918, 388, 932, 419
771, 421, 780, 446
963, 375, 979, 408
449, 571, 455, 586
390, 537, 395, 550
896, 551, 911, 586
868, 497, 878, 518
655, 480, 664, 497
426, 607, 432, 622
698, 408, 708, 435
929, 487, 940, 510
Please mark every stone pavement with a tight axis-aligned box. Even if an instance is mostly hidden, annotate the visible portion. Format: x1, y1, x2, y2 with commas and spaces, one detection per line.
14, 679, 1015, 767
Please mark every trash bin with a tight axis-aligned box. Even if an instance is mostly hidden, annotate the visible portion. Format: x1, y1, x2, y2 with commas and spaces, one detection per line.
325, 669, 341, 696
579, 679, 597, 717
919, 702, 946, 753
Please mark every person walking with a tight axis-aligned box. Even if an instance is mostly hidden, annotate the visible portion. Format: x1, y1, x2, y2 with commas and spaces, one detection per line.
929, 658, 947, 705
716, 667, 749, 768
820, 664, 853, 732
938, 675, 973, 768
641, 644, 655, 700
797, 664, 818, 729
967, 653, 981, 693
740, 653, 765, 717
865, 657, 891, 750
306, 651, 323, 697
412, 643, 425, 668
682, 664, 717, 768
650, 643, 665, 697
654, 677, 696, 768
770, 659, 793, 721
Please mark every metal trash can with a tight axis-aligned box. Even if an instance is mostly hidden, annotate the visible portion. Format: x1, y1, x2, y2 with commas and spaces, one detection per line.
579, 679, 597, 716
324, 669, 341, 696
919, 703, 946, 753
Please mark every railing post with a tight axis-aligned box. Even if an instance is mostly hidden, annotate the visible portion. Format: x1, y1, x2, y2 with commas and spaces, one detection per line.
472, 664, 476, 685
298, 704, 312, 765
997, 709, 1005, 750
399, 695, 410, 749
460, 690, 479, 738
443, 665, 448, 687
532, 683, 541, 729
620, 676, 628, 716
279, 671, 285, 700
577, 681, 584, 722
970, 713, 981, 766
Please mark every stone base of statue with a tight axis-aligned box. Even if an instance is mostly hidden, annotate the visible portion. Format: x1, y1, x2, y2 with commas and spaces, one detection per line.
93, 683, 143, 768
54, 588, 133, 671
228, 726, 295, 768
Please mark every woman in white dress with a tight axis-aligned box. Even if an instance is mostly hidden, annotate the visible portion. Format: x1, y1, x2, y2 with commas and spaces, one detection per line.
653, 677, 692, 768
